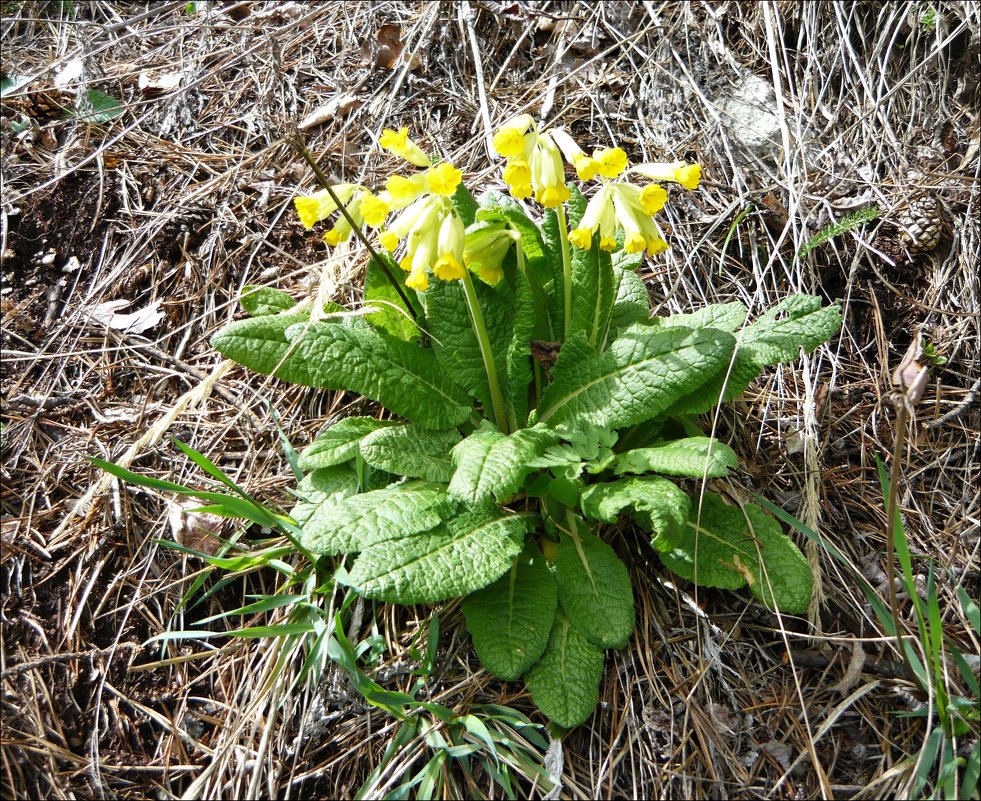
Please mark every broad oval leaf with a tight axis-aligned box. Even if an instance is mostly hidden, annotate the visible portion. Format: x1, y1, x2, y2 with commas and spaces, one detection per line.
660, 493, 813, 613
289, 466, 362, 527
343, 507, 532, 604
462, 544, 557, 680
656, 301, 747, 332
668, 296, 842, 416
299, 481, 455, 556
448, 425, 559, 504
580, 476, 690, 551
525, 607, 604, 729
359, 425, 460, 483
211, 313, 315, 385
535, 325, 736, 431
555, 518, 634, 648
299, 417, 396, 470
240, 286, 296, 317
284, 319, 472, 429
613, 437, 739, 479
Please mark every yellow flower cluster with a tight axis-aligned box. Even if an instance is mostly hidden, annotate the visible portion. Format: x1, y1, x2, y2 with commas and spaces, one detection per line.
492, 116, 702, 256
292, 129, 502, 291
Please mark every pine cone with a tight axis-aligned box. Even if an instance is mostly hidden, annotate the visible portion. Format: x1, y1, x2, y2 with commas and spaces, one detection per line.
1, 87, 69, 121
896, 194, 943, 254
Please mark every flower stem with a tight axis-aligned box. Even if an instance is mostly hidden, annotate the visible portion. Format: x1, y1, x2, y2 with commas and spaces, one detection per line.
286, 129, 418, 319
556, 203, 573, 339
460, 270, 509, 433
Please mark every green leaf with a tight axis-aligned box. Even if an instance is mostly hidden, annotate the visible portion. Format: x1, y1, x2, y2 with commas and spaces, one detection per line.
285, 319, 473, 429
453, 183, 479, 226
210, 313, 316, 385
364, 253, 421, 341
580, 476, 690, 551
656, 301, 747, 332
660, 493, 813, 613
289, 466, 362, 527
610, 264, 649, 331
298, 417, 395, 469
423, 276, 507, 417
299, 480, 456, 556
462, 544, 557, 680
83, 89, 124, 122
525, 607, 604, 729
669, 296, 842, 415
343, 506, 532, 604
239, 285, 296, 317
359, 424, 460, 483
555, 518, 634, 648
448, 424, 560, 504
613, 437, 739, 478
504, 261, 535, 429
534, 325, 736, 431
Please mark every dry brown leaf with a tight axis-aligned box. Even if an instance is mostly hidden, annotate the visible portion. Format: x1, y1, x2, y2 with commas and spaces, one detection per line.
376, 23, 404, 69
137, 71, 182, 97
298, 94, 362, 130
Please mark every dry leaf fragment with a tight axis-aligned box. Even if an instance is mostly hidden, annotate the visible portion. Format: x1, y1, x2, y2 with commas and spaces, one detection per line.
138, 71, 182, 97
167, 499, 224, 556
298, 94, 362, 130
85, 299, 164, 334
376, 23, 404, 68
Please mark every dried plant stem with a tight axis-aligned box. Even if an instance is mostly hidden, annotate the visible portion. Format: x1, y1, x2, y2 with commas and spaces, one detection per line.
286, 131, 418, 319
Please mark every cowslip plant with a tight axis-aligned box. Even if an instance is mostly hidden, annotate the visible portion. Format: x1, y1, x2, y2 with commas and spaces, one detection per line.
125, 121, 841, 729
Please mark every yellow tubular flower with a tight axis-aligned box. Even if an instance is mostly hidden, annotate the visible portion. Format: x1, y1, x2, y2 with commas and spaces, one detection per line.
425, 163, 463, 197
386, 174, 429, 208
433, 212, 466, 281
568, 228, 592, 250
532, 134, 571, 208
294, 184, 358, 229
463, 222, 515, 284
593, 147, 628, 179
611, 185, 662, 254
630, 161, 702, 190
358, 192, 390, 228
639, 184, 668, 215
492, 114, 535, 158
379, 230, 400, 252
379, 127, 431, 167
406, 267, 429, 291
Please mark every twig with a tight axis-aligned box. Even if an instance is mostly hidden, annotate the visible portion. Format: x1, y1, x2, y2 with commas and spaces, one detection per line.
1, 644, 140, 680
924, 377, 980, 429
284, 129, 418, 320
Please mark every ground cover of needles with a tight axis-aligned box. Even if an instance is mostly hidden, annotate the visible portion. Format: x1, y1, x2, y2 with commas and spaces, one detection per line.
1, 2, 978, 799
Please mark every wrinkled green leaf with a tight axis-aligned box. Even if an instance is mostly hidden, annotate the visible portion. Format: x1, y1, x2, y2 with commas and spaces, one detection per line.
290, 466, 362, 527
278, 319, 472, 429
535, 325, 736, 431
580, 476, 690, 551
656, 301, 747, 333
669, 296, 841, 415
610, 264, 649, 331
359, 424, 460, 483
525, 607, 604, 729
298, 417, 395, 470
463, 544, 557, 680
240, 286, 296, 317
449, 424, 559, 503
210, 313, 315, 385
364, 253, 421, 341
343, 506, 532, 604
614, 437, 739, 478
555, 518, 634, 648
299, 481, 456, 556
660, 493, 813, 612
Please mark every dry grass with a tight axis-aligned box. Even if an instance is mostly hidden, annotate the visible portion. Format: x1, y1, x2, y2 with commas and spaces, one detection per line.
1, 1, 978, 799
